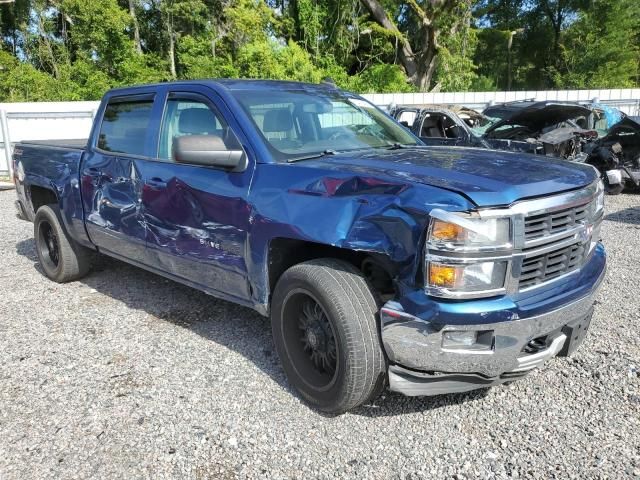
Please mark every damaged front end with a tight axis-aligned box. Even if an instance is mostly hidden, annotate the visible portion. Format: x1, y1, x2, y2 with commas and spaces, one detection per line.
483, 102, 597, 160
582, 116, 640, 194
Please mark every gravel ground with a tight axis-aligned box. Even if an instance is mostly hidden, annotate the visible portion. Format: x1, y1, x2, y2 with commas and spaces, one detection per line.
0, 189, 638, 479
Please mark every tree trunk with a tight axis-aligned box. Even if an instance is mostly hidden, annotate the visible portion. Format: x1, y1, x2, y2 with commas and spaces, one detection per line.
165, 9, 176, 79
129, 0, 143, 54
37, 11, 60, 79
360, 0, 417, 77
360, 0, 439, 91
540, 0, 564, 60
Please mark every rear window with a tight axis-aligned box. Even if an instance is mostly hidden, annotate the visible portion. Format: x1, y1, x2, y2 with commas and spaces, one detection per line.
98, 99, 154, 156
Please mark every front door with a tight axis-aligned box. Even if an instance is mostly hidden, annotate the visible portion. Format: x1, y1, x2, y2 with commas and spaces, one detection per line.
139, 89, 255, 302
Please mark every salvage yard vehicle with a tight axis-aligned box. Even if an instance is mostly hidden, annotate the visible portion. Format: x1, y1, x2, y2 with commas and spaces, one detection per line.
582, 114, 640, 194
389, 101, 595, 156
392, 100, 640, 195
13, 80, 606, 413
482, 101, 597, 157
484, 100, 640, 194
389, 104, 491, 148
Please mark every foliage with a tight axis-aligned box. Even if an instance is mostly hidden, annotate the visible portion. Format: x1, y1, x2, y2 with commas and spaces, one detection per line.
0, 0, 637, 102
551, 0, 640, 88
349, 64, 416, 93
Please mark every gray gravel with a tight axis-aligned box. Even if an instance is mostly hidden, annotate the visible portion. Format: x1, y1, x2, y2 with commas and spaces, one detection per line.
0, 189, 638, 479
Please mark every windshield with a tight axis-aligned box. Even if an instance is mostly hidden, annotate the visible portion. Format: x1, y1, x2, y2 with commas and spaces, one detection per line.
588, 103, 625, 136
469, 115, 499, 135
231, 89, 419, 161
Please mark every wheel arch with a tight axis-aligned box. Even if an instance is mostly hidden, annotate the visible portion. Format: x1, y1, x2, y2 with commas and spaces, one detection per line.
267, 237, 397, 302
29, 183, 60, 215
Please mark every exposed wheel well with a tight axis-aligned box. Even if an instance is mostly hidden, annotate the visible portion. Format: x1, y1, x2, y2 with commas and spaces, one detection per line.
268, 238, 396, 300
29, 185, 58, 214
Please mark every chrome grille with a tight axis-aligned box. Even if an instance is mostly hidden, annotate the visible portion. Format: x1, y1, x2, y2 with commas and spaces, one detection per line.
519, 242, 587, 289
524, 203, 589, 242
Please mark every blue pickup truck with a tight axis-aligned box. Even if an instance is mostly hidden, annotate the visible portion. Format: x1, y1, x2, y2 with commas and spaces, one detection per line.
12, 80, 606, 413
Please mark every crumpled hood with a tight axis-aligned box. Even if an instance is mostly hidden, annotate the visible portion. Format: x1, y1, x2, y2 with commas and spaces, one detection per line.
485, 102, 592, 135
292, 146, 598, 207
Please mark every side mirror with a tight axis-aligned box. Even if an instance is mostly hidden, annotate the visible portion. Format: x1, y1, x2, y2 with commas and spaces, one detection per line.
173, 135, 246, 171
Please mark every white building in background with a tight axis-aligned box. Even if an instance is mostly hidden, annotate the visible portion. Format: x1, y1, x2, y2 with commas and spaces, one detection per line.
2, 89, 640, 175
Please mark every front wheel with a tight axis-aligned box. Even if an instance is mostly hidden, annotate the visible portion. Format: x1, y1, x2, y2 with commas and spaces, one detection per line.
271, 259, 386, 414
34, 204, 93, 282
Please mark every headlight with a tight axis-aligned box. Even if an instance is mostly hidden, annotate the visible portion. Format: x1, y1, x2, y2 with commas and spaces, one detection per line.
595, 180, 605, 214
426, 209, 512, 299
428, 209, 511, 252
585, 179, 604, 233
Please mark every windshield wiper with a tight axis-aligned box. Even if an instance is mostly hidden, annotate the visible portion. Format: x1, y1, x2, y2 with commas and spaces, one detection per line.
382, 143, 413, 150
287, 149, 337, 163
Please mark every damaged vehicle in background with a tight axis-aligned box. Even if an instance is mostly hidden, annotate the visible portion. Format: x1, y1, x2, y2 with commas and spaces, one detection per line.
390, 101, 640, 195
580, 113, 640, 194
484, 100, 640, 195
389, 101, 595, 156
389, 104, 492, 148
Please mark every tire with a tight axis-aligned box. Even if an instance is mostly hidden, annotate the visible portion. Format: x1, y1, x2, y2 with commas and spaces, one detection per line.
34, 204, 93, 282
271, 258, 386, 414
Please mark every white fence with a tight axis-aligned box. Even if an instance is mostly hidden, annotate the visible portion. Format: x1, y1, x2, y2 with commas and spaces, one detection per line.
0, 101, 99, 176
363, 89, 640, 114
2, 89, 640, 175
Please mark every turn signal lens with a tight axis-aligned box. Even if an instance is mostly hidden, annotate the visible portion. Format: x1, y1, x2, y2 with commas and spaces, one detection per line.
431, 220, 465, 242
428, 261, 508, 294
429, 264, 460, 288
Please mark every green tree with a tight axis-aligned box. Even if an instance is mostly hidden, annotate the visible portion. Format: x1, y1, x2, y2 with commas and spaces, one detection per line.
360, 0, 476, 91
552, 0, 640, 88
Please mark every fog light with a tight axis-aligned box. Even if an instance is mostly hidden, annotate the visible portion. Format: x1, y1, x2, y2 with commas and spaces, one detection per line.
442, 330, 477, 347
442, 330, 494, 351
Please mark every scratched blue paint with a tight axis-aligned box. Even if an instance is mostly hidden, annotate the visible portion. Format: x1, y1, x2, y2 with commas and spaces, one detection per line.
13, 80, 603, 323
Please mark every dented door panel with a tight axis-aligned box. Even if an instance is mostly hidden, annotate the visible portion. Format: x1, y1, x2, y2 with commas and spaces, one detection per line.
140, 160, 254, 301
81, 151, 149, 262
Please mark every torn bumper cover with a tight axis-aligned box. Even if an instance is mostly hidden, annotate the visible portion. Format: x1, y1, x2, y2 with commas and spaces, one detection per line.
380, 247, 606, 397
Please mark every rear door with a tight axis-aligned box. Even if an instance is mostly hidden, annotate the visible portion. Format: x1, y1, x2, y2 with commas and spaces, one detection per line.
81, 93, 157, 263
139, 87, 255, 302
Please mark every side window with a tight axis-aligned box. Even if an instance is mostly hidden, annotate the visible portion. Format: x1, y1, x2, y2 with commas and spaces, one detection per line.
98, 99, 153, 156
397, 110, 417, 128
158, 97, 237, 161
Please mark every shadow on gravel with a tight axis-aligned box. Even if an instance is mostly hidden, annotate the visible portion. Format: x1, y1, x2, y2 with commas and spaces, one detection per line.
352, 388, 491, 418
604, 207, 640, 225
15, 237, 491, 417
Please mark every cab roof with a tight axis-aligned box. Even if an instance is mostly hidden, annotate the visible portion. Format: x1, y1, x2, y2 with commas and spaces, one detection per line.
106, 79, 342, 96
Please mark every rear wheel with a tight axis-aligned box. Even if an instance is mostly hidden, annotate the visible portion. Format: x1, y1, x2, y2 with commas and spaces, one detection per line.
34, 204, 93, 282
271, 258, 386, 414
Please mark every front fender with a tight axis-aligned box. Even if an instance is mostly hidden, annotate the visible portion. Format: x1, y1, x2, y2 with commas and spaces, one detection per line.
246, 163, 474, 308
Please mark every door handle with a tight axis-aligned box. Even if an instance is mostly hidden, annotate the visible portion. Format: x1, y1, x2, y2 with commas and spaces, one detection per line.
146, 177, 167, 189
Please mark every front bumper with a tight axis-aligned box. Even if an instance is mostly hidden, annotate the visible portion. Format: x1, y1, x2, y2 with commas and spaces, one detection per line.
381, 244, 606, 396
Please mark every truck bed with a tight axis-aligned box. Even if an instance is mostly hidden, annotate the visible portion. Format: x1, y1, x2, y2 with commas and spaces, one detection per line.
19, 139, 88, 150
